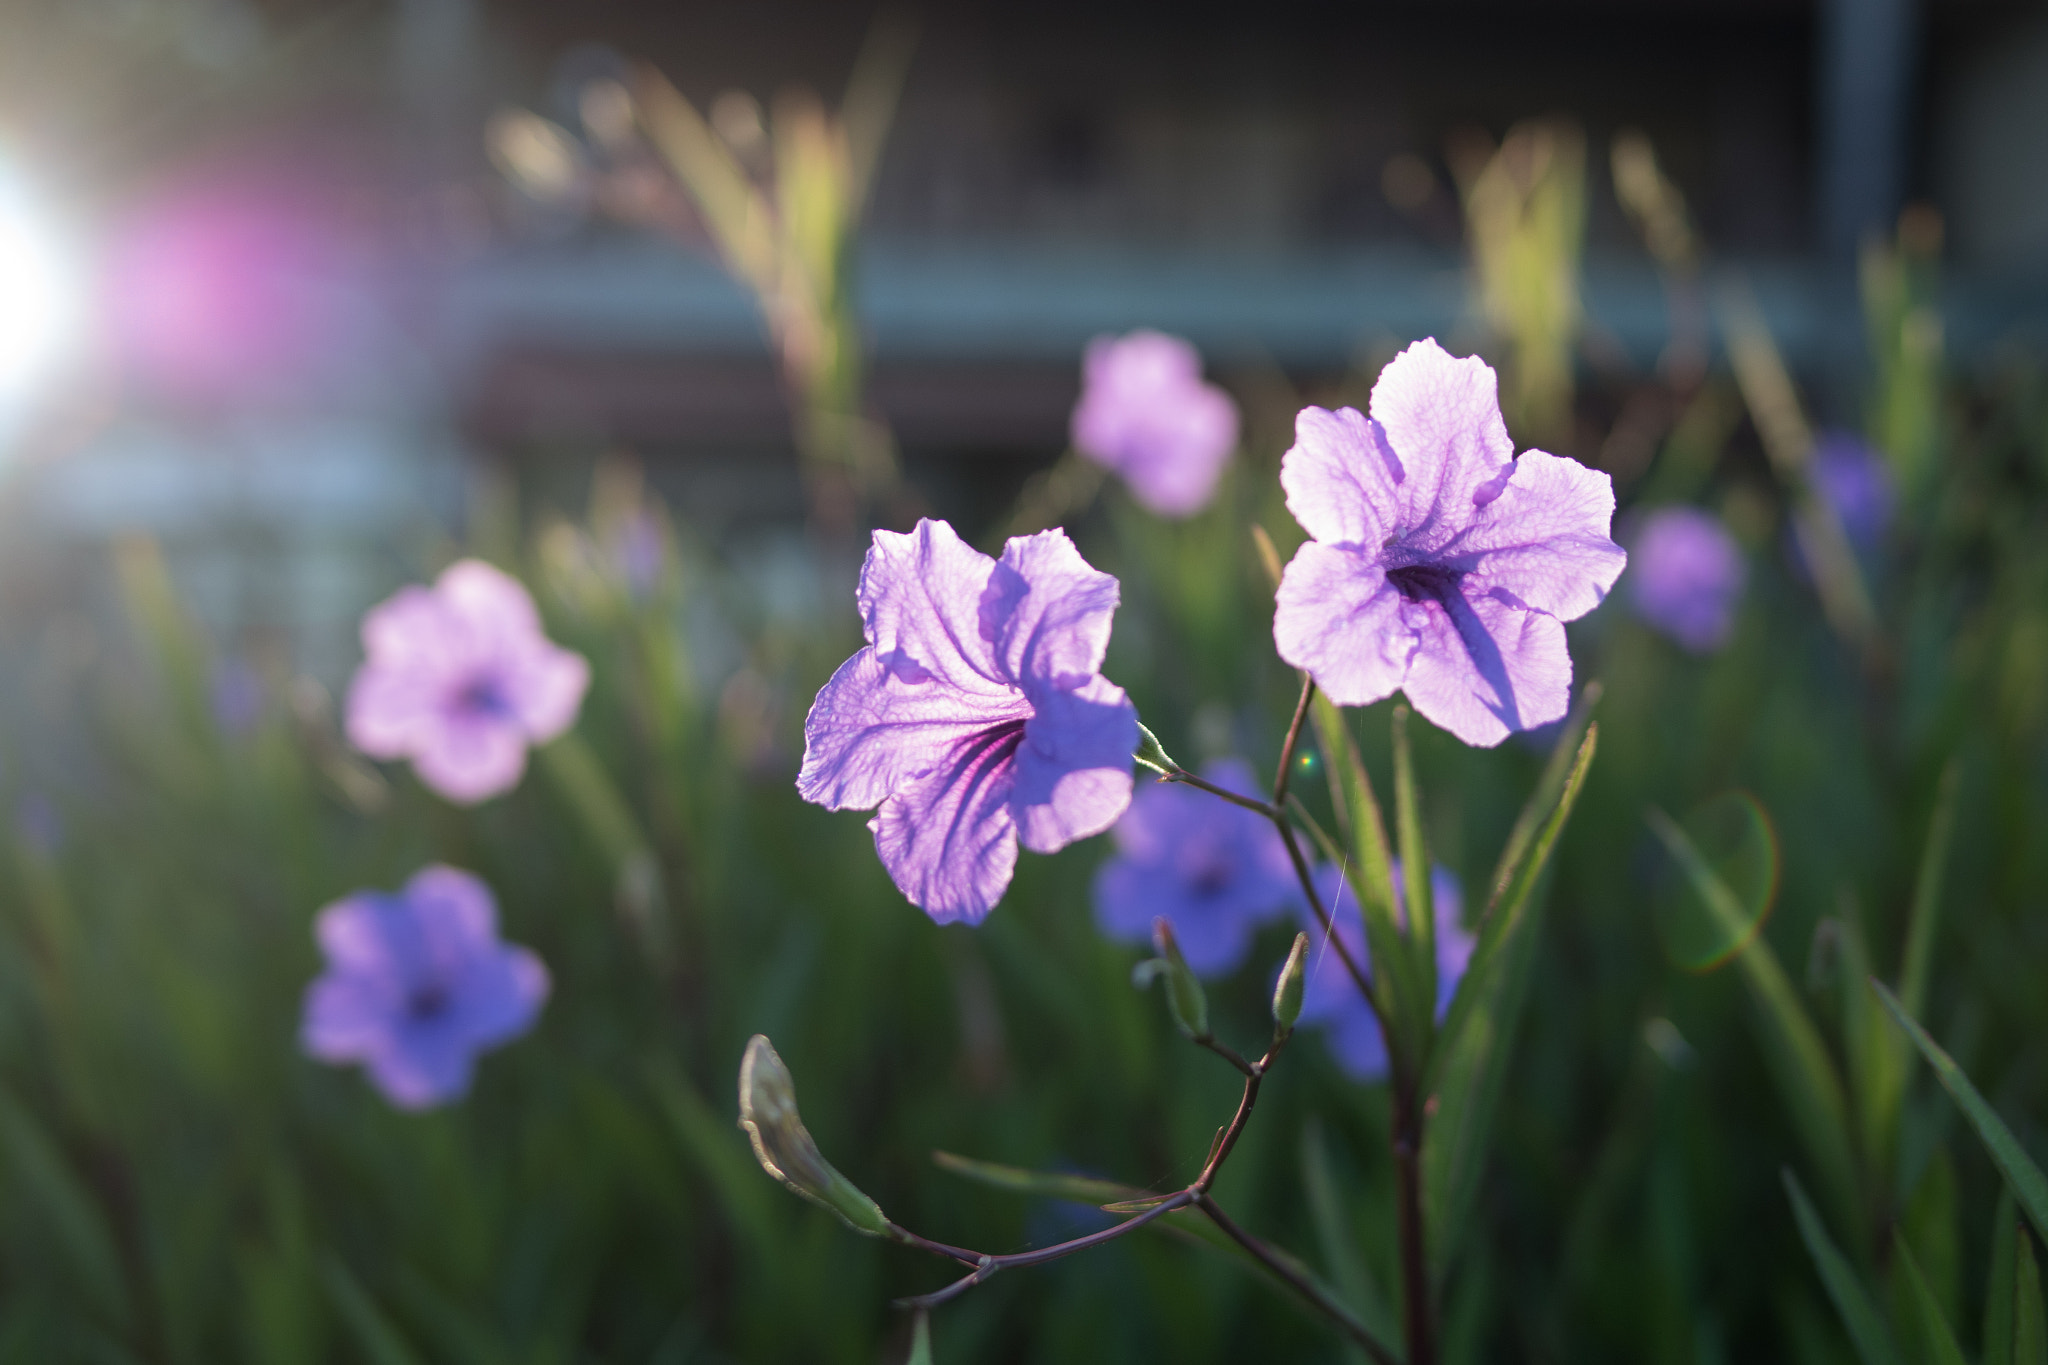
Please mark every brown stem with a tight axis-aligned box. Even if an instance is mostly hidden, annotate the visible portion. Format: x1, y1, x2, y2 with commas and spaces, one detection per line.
1273, 674, 1316, 806
1165, 770, 1279, 819
1392, 1079, 1435, 1365
892, 1191, 1198, 1310
1195, 1194, 1404, 1365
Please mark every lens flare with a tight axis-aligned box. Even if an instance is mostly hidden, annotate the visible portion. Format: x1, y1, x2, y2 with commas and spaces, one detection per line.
0, 162, 82, 410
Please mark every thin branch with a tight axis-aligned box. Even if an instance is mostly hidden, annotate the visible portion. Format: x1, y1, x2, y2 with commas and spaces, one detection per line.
1196, 1034, 1258, 1079
1273, 675, 1316, 807
1164, 770, 1279, 819
1196, 1194, 1404, 1365
893, 1191, 1197, 1310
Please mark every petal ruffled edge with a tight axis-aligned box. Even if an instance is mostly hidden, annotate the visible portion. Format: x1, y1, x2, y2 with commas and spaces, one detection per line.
1273, 541, 1414, 708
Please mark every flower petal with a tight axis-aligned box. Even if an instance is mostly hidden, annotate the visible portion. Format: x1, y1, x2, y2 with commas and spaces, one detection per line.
402, 865, 499, 949
859, 520, 1014, 698
453, 946, 550, 1047
1442, 448, 1625, 622
364, 1027, 478, 1109
1368, 339, 1516, 546
868, 723, 1024, 923
410, 715, 531, 804
797, 647, 1031, 812
988, 529, 1122, 691
1273, 541, 1415, 707
502, 644, 591, 740
1010, 674, 1136, 855
300, 972, 395, 1061
438, 559, 545, 640
1279, 405, 1399, 547
1399, 583, 1571, 748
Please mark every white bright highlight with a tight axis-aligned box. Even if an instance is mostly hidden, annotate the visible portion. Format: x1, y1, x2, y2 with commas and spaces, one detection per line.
0, 163, 83, 409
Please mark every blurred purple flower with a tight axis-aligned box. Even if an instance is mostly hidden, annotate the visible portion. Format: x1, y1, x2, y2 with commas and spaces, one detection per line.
616, 511, 665, 598
1811, 431, 1893, 550
1295, 861, 1474, 1081
13, 792, 61, 857
1273, 340, 1625, 748
212, 658, 265, 737
345, 560, 590, 805
300, 864, 549, 1110
1070, 330, 1239, 518
1091, 758, 1296, 975
1630, 507, 1746, 653
799, 519, 1138, 924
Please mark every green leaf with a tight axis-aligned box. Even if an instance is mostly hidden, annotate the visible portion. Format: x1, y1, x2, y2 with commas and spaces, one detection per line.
1652, 808, 1861, 1244
1890, 1232, 1967, 1365
1483, 680, 1601, 912
0, 1092, 129, 1329
1650, 792, 1779, 971
1897, 758, 1961, 1023
931, 1151, 1155, 1207
2020, 1229, 2048, 1365
1784, 1169, 1903, 1365
1991, 1188, 2021, 1365
1872, 982, 2048, 1247
1300, 1120, 1398, 1355
1391, 705, 1438, 1035
1423, 722, 1597, 1283
319, 1260, 423, 1365
1307, 692, 1411, 1042
1837, 900, 1903, 1197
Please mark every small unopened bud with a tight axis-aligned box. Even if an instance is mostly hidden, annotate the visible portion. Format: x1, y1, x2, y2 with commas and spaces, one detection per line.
737, 1035, 889, 1236
1152, 918, 1209, 1041
1133, 722, 1180, 778
1273, 932, 1310, 1034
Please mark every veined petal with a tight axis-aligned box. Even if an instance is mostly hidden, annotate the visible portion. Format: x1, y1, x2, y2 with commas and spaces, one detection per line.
798, 647, 1030, 812
1442, 448, 1625, 622
1280, 405, 1398, 547
988, 529, 1122, 690
1369, 340, 1516, 546
869, 723, 1024, 923
1011, 674, 1136, 855
859, 520, 1013, 698
1400, 583, 1571, 748
1273, 542, 1415, 707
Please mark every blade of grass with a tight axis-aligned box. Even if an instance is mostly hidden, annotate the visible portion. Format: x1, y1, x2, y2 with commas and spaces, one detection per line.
1301, 1120, 1398, 1355
320, 1259, 423, 1365
2020, 1228, 2048, 1365
1872, 982, 2048, 1247
1991, 1188, 2021, 1365
1484, 681, 1602, 914
1898, 758, 1962, 1023
930, 1151, 1155, 1208
1891, 1231, 1968, 1365
1652, 809, 1861, 1244
1307, 693, 1414, 1041
1784, 1169, 1903, 1365
1391, 706, 1437, 1027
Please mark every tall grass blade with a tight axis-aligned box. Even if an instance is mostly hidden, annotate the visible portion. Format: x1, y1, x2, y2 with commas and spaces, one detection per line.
1891, 1231, 1967, 1365
1784, 1169, 1902, 1365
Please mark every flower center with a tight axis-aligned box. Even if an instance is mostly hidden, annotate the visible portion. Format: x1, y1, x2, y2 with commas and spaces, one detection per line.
1385, 563, 1464, 604
406, 983, 451, 1021
454, 675, 508, 717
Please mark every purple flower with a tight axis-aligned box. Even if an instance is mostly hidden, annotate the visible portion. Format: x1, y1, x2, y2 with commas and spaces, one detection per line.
300, 865, 549, 1109
1811, 431, 1892, 550
1091, 758, 1297, 975
212, 658, 265, 737
1071, 330, 1240, 518
1295, 861, 1474, 1081
1630, 507, 1746, 653
1272, 339, 1625, 747
345, 560, 591, 805
798, 519, 1139, 924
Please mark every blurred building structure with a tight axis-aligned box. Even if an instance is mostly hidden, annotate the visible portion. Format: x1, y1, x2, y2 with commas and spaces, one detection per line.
1, 0, 2046, 676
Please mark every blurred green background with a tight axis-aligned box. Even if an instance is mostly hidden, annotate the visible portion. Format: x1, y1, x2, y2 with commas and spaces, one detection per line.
0, 2, 2046, 1361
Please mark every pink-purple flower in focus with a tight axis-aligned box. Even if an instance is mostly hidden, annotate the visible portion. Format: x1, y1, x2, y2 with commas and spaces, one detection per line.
1092, 758, 1296, 975
1071, 330, 1239, 518
346, 560, 591, 805
1630, 507, 1746, 653
799, 519, 1139, 924
1294, 861, 1473, 1081
1273, 339, 1626, 747
300, 864, 549, 1110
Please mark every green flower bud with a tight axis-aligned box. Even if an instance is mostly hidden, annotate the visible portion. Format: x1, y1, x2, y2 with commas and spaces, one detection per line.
1133, 722, 1180, 778
1272, 932, 1310, 1034
1152, 918, 1209, 1041
737, 1035, 889, 1236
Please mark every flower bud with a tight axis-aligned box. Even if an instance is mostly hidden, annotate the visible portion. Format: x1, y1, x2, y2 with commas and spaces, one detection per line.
1152, 917, 1209, 1041
1133, 722, 1180, 778
737, 1035, 889, 1236
1272, 932, 1310, 1034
